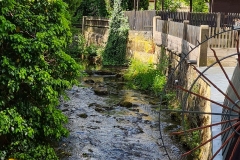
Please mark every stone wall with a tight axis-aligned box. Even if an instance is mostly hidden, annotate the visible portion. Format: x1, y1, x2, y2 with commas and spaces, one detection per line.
127, 31, 211, 159
162, 47, 212, 160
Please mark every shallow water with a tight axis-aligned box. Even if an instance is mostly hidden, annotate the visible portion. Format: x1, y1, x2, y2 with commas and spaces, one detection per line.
56, 71, 182, 160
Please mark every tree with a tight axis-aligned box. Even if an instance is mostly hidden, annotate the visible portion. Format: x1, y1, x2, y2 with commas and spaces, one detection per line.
102, 0, 129, 65
63, 0, 83, 16
183, 0, 209, 12
121, 0, 149, 11
0, 0, 81, 159
156, 0, 182, 11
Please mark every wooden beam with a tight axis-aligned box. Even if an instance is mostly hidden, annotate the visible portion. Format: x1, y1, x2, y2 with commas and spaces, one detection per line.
209, 0, 212, 12
154, 0, 156, 10
190, 0, 192, 12
162, 0, 164, 11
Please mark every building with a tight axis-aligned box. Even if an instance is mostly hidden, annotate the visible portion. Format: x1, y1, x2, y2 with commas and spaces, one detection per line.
211, 0, 240, 13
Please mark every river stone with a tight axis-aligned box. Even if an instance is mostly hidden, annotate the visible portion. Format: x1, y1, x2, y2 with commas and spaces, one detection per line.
118, 100, 133, 108
95, 107, 105, 112
93, 87, 108, 95
62, 108, 69, 112
94, 70, 115, 75
77, 113, 88, 118
84, 79, 95, 84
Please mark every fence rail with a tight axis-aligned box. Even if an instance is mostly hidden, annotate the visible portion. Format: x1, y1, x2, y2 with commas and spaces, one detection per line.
83, 16, 109, 28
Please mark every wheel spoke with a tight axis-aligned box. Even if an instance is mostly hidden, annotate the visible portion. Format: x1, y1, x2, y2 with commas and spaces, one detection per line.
176, 85, 240, 113
210, 125, 240, 160
211, 47, 240, 101
181, 121, 240, 157
171, 118, 239, 136
161, 109, 238, 116
192, 65, 240, 110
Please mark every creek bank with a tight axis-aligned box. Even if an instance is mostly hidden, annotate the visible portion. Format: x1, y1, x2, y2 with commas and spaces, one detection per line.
56, 69, 182, 159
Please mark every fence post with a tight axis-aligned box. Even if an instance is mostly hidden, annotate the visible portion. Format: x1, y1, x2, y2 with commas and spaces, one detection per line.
198, 25, 209, 67
82, 16, 86, 35
153, 16, 161, 35
167, 18, 173, 35
216, 12, 221, 29
183, 20, 189, 40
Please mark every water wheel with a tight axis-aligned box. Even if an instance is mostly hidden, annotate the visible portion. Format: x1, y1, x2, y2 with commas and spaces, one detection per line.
159, 27, 240, 160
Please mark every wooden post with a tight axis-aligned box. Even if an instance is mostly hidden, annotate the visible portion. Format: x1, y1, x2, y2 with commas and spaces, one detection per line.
162, 0, 164, 11
198, 25, 209, 66
209, 0, 212, 12
190, 0, 192, 12
216, 12, 221, 29
183, 20, 189, 40
82, 16, 86, 35
167, 18, 173, 35
153, 16, 161, 35
134, 0, 136, 30
154, 0, 156, 10
137, 0, 139, 10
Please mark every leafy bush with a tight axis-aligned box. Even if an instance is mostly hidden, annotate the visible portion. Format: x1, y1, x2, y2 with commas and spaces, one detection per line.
0, 0, 82, 159
124, 59, 166, 95
102, 0, 129, 65
67, 34, 86, 59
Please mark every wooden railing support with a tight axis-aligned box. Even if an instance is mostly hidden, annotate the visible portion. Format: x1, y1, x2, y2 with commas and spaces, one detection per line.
82, 16, 86, 34
183, 20, 189, 41
198, 25, 209, 66
153, 16, 161, 35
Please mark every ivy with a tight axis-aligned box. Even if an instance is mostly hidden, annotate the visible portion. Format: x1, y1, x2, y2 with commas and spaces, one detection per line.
0, 0, 83, 159
102, 0, 129, 65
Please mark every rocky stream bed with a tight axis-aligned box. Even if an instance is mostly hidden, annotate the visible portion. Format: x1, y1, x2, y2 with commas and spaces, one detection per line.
56, 69, 182, 160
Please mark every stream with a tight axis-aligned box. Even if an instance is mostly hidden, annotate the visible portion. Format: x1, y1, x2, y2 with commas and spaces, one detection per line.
56, 67, 182, 160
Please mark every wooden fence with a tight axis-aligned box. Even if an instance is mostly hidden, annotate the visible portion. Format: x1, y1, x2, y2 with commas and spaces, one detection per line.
186, 25, 200, 46
154, 18, 204, 63
81, 12, 240, 49
83, 16, 109, 28
168, 21, 184, 39
208, 27, 237, 48
124, 11, 156, 31
81, 11, 240, 31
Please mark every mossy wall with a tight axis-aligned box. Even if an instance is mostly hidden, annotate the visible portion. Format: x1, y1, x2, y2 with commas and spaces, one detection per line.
127, 31, 211, 159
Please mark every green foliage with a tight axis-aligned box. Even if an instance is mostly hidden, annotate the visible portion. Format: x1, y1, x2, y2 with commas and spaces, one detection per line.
121, 0, 149, 10
73, 0, 109, 23
63, 0, 83, 16
102, 0, 129, 65
85, 44, 99, 56
156, 0, 181, 11
124, 59, 166, 95
182, 0, 209, 12
67, 34, 86, 59
0, 0, 82, 159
